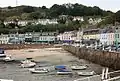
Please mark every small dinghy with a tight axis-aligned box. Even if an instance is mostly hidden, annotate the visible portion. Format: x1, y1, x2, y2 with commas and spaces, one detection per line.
29, 68, 49, 74
77, 71, 95, 76
71, 65, 87, 70
0, 79, 13, 81
21, 60, 36, 68
55, 65, 66, 70
4, 56, 14, 62
57, 70, 72, 75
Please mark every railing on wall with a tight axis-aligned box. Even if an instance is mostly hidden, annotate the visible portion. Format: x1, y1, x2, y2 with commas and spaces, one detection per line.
74, 70, 120, 81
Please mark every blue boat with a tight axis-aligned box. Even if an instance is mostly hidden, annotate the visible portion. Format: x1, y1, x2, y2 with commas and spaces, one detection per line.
55, 65, 66, 70
57, 69, 72, 75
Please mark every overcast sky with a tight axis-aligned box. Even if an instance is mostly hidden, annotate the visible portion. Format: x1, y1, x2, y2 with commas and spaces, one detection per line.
0, 0, 119, 12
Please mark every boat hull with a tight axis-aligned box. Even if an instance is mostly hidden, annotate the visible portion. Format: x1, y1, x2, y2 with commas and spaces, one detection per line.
71, 66, 87, 70
57, 71, 72, 75
29, 68, 49, 74
0, 79, 13, 81
77, 72, 94, 76
21, 63, 36, 68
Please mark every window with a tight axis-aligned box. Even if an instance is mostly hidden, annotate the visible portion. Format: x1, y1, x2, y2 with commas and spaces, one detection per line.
115, 34, 117, 38
118, 34, 119, 38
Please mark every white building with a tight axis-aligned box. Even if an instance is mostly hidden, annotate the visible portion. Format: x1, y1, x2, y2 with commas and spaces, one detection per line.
32, 32, 57, 43
8, 34, 25, 44
73, 16, 84, 22
76, 30, 83, 42
0, 34, 9, 44
37, 19, 58, 25
88, 18, 102, 25
58, 31, 76, 43
4, 19, 58, 26
100, 33, 114, 45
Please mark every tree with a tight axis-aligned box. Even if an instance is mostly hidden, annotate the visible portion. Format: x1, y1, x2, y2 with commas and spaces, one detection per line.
115, 10, 120, 23
97, 14, 116, 27
21, 13, 30, 20
0, 22, 5, 28
42, 6, 47, 9
57, 18, 66, 24
23, 6, 35, 13
8, 6, 13, 9
29, 12, 41, 19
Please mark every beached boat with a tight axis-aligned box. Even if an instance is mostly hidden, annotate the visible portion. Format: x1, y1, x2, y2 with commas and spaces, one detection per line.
55, 65, 66, 70
0, 48, 6, 57
4, 56, 14, 62
77, 71, 95, 76
71, 65, 87, 70
21, 60, 31, 64
29, 68, 49, 74
57, 70, 72, 75
0, 79, 13, 81
21, 60, 36, 68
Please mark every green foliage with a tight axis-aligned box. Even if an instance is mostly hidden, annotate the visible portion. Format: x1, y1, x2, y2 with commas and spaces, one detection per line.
22, 6, 35, 13
0, 4, 113, 20
115, 10, 120, 23
0, 3, 120, 34
97, 14, 116, 27
29, 12, 41, 19
57, 18, 66, 24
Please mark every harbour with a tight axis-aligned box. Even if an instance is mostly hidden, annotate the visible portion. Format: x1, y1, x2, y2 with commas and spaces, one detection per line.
0, 47, 105, 81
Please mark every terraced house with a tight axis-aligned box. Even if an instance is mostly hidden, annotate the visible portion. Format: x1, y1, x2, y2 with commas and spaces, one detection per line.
115, 26, 120, 47
83, 29, 100, 40
0, 34, 9, 44
32, 32, 58, 44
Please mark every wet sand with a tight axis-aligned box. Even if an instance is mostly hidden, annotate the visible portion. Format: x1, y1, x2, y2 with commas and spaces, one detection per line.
0, 48, 104, 81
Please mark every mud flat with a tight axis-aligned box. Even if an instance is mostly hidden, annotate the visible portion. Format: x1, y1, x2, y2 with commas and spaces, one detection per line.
0, 48, 105, 81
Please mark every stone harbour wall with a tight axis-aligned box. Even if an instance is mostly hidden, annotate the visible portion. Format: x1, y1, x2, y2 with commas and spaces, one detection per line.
63, 45, 120, 70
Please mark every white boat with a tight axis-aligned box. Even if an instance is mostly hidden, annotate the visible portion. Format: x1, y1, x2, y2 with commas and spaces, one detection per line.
71, 65, 87, 70
57, 71, 72, 75
4, 56, 14, 62
21, 60, 31, 64
77, 71, 95, 76
0, 54, 6, 57
21, 60, 36, 68
29, 68, 49, 74
0, 79, 13, 81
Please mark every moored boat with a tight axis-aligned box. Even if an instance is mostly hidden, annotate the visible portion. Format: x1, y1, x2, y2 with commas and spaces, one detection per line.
57, 70, 72, 75
0, 79, 13, 81
21, 60, 36, 68
71, 65, 87, 70
4, 56, 14, 62
29, 68, 49, 74
55, 65, 66, 70
77, 71, 95, 76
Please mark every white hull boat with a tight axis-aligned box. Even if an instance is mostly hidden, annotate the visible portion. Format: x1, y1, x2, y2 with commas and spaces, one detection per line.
57, 71, 72, 75
0, 79, 13, 81
77, 71, 95, 76
21, 60, 31, 64
29, 68, 49, 74
71, 65, 87, 70
21, 60, 36, 68
0, 54, 6, 57
4, 56, 14, 62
